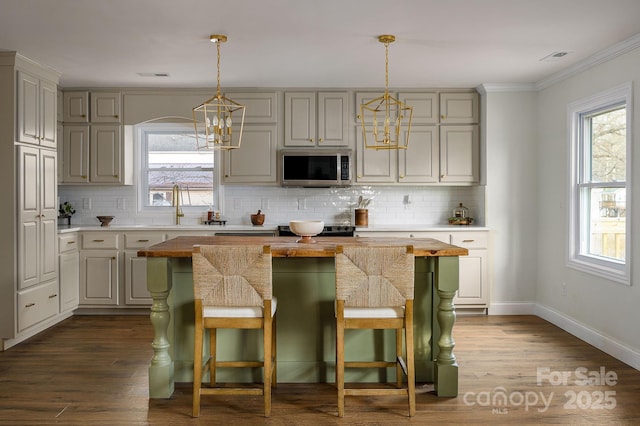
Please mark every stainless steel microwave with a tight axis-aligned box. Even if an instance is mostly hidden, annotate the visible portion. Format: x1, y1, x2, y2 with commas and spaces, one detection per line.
279, 149, 352, 187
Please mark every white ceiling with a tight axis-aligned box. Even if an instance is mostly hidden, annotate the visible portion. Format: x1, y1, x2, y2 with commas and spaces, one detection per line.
2, 0, 640, 89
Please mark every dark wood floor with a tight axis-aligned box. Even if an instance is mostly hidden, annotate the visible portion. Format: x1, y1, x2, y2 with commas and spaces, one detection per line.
1, 315, 639, 425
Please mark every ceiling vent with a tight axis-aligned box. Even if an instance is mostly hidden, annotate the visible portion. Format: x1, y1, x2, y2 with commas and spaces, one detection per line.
540, 51, 570, 62
137, 72, 170, 77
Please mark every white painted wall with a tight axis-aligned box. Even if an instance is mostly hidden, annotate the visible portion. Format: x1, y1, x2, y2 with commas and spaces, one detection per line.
535, 48, 640, 362
483, 90, 539, 311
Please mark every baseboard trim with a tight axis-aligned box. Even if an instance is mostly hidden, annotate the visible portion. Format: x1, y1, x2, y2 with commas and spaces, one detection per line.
487, 302, 535, 315
534, 303, 640, 371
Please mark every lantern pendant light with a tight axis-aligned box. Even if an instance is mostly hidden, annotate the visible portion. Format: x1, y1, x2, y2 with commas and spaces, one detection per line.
360, 35, 413, 150
192, 34, 245, 150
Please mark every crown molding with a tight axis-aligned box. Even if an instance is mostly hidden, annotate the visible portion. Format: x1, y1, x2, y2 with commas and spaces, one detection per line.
476, 83, 537, 94
535, 32, 640, 91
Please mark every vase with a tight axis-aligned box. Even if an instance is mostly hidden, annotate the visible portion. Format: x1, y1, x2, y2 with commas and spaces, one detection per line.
354, 209, 368, 227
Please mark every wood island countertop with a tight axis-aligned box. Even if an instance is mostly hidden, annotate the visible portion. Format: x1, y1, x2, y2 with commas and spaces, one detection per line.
137, 235, 468, 258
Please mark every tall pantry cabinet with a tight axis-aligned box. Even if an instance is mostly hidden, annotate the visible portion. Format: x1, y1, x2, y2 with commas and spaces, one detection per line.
0, 52, 68, 351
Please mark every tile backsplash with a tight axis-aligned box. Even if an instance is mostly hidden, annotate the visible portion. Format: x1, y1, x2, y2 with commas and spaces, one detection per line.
58, 185, 485, 227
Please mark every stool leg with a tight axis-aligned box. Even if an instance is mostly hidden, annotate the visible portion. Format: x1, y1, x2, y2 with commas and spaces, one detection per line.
192, 316, 203, 417
406, 304, 416, 417
263, 313, 272, 417
272, 314, 277, 388
396, 327, 403, 388
209, 329, 217, 385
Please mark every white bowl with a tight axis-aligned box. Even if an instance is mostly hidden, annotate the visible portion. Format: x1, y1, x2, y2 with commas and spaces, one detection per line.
289, 220, 324, 243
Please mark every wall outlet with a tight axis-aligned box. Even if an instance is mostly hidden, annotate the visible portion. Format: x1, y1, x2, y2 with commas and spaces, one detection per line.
83, 198, 91, 209
561, 282, 567, 296
298, 198, 306, 210
261, 198, 270, 210
117, 198, 125, 210
234, 199, 241, 209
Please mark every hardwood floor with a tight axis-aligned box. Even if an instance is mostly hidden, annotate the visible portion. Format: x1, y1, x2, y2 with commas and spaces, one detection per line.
1, 315, 639, 425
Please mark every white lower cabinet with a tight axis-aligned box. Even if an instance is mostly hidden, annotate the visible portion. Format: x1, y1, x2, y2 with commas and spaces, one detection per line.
79, 233, 119, 306
354, 229, 489, 310
17, 280, 59, 333
124, 233, 165, 306
59, 233, 79, 312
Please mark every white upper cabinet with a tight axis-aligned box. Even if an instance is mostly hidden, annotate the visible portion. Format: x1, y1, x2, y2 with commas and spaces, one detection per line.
90, 92, 121, 123
63, 91, 89, 123
60, 91, 130, 185
222, 92, 279, 184
285, 91, 350, 147
16, 70, 57, 148
399, 92, 439, 124
440, 125, 480, 184
440, 92, 479, 124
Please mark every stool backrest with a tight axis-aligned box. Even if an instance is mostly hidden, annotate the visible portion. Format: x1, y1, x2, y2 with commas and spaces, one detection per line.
335, 245, 415, 308
193, 245, 272, 307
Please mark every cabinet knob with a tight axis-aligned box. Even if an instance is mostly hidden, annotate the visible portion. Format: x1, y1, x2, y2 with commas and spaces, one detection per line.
441, 115, 446, 119
319, 138, 324, 143
114, 174, 119, 178
82, 114, 86, 118
114, 115, 119, 118
399, 175, 405, 179
309, 138, 314, 142
440, 174, 446, 179
357, 114, 362, 120
357, 174, 362, 178
111, 256, 116, 260
81, 175, 87, 179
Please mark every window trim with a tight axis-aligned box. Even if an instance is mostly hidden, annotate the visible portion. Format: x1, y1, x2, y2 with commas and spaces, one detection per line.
135, 123, 223, 214
567, 82, 632, 285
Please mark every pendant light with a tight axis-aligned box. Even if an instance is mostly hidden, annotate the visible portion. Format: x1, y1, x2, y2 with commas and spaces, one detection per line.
360, 35, 413, 150
192, 34, 245, 150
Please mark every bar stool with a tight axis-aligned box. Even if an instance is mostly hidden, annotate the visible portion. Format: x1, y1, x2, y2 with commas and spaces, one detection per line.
334, 245, 416, 417
191, 245, 277, 418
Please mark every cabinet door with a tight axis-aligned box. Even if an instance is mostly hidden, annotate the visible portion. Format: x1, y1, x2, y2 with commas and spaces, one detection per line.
63, 92, 89, 123
90, 125, 121, 183
440, 125, 479, 183
317, 92, 349, 146
40, 80, 58, 148
59, 251, 79, 312
454, 249, 488, 306
440, 92, 479, 124
17, 145, 40, 290
79, 250, 119, 305
223, 125, 277, 184
16, 71, 40, 145
63, 126, 90, 183
355, 130, 396, 183
398, 126, 439, 183
40, 150, 58, 283
284, 92, 316, 146
399, 92, 439, 124
125, 252, 152, 305
91, 92, 121, 123
224, 92, 277, 123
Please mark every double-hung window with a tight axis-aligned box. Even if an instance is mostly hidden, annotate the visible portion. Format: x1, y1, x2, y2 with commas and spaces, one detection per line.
138, 124, 218, 211
568, 83, 632, 285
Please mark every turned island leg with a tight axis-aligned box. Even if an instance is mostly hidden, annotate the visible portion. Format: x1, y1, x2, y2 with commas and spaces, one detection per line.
147, 257, 174, 398
433, 256, 459, 397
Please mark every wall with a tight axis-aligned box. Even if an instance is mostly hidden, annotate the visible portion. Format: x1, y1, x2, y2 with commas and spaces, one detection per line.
483, 90, 539, 312
58, 184, 485, 228
535, 47, 640, 366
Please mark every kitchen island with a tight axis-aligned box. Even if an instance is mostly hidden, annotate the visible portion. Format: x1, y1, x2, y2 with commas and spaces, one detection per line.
138, 235, 467, 399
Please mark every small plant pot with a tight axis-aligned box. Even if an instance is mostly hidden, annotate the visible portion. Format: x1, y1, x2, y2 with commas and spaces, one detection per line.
354, 209, 368, 227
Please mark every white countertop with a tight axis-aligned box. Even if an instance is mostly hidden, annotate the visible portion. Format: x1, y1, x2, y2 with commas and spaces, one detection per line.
58, 224, 279, 234
355, 224, 489, 232
59, 223, 487, 234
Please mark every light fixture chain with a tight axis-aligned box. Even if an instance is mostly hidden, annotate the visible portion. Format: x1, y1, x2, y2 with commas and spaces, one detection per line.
384, 40, 389, 95
216, 40, 221, 98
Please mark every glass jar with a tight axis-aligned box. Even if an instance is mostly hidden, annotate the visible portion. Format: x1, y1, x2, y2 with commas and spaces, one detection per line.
453, 203, 469, 219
